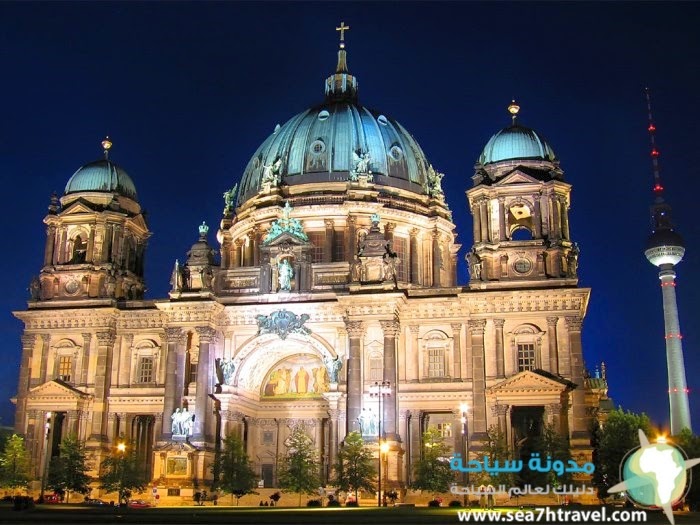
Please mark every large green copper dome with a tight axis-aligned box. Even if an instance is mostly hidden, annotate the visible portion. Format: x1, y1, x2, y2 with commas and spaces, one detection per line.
479, 124, 557, 165
65, 159, 138, 201
236, 102, 432, 205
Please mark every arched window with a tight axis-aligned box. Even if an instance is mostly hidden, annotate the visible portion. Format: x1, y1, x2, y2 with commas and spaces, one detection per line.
507, 201, 535, 240
422, 330, 449, 379
132, 339, 160, 385
511, 324, 544, 373
71, 234, 87, 263
52, 338, 79, 383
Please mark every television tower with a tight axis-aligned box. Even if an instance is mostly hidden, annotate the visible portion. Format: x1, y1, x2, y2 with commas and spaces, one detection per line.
643, 88, 692, 434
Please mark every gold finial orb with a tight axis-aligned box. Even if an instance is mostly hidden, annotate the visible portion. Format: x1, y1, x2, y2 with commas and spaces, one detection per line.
508, 100, 520, 116
102, 136, 113, 151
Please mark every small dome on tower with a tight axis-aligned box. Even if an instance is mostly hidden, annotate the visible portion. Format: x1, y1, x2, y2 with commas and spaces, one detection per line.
64, 139, 138, 201
479, 124, 557, 166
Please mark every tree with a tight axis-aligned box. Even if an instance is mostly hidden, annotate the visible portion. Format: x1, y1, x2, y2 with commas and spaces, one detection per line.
592, 408, 651, 501
47, 434, 91, 503
277, 425, 320, 506
212, 435, 257, 505
99, 443, 147, 505
472, 425, 516, 488
412, 428, 454, 496
530, 423, 573, 489
333, 431, 375, 502
675, 428, 700, 511
0, 434, 31, 491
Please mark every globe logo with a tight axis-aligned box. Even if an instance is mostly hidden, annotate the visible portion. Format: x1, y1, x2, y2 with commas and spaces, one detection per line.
609, 429, 700, 525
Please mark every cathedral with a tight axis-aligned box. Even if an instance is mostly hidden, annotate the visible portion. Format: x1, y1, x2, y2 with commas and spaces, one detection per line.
13, 27, 610, 499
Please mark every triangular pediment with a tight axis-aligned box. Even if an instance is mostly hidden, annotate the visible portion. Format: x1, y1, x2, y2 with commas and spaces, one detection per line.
488, 370, 573, 395
263, 231, 311, 247
495, 170, 541, 186
153, 440, 200, 452
59, 200, 98, 216
27, 379, 91, 400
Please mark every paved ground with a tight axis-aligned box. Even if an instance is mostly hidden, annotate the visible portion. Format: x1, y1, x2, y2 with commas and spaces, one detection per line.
0, 504, 697, 525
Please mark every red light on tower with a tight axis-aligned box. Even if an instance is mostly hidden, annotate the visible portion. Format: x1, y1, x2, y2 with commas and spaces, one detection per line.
651, 149, 660, 157
654, 184, 664, 192
648, 124, 656, 132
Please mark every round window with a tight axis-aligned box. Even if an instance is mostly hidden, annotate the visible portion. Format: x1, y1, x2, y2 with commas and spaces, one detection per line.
390, 145, 403, 161
318, 110, 330, 121
513, 259, 532, 274
64, 280, 80, 295
378, 115, 388, 126
310, 140, 326, 155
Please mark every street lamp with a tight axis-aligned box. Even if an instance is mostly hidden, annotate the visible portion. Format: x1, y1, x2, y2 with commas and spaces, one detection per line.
116, 442, 126, 505
460, 404, 469, 507
380, 441, 390, 507
370, 381, 391, 507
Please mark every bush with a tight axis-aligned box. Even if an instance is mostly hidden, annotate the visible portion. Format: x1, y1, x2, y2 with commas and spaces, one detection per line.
327, 499, 341, 507
448, 500, 462, 507
428, 499, 441, 507
306, 499, 322, 507
345, 500, 359, 507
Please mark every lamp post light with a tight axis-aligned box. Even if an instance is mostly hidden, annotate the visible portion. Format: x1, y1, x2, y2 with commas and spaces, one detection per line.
40, 412, 52, 502
380, 441, 390, 507
460, 404, 469, 507
370, 380, 391, 507
116, 442, 126, 505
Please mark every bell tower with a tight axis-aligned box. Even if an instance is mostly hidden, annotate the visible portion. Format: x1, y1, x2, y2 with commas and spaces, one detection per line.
466, 102, 579, 289
33, 139, 150, 302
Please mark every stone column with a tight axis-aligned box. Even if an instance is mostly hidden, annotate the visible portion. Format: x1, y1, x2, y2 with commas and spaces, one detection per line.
162, 327, 186, 438
90, 331, 115, 441
533, 195, 542, 238
550, 195, 560, 240
451, 323, 462, 380
545, 403, 563, 435
468, 320, 487, 436
87, 225, 96, 263
346, 215, 356, 263
479, 199, 489, 242
78, 333, 91, 386
15, 334, 36, 433
324, 219, 334, 263
58, 227, 68, 264
491, 404, 510, 443
559, 196, 570, 241
498, 198, 507, 241
565, 316, 588, 438
44, 226, 56, 266
409, 228, 420, 285
344, 320, 364, 435
244, 233, 254, 266
245, 417, 258, 457
193, 326, 217, 440
546, 317, 559, 375
221, 238, 231, 269
472, 200, 482, 244
232, 239, 243, 268
252, 226, 260, 266
432, 229, 441, 287
37, 334, 49, 385
408, 410, 421, 485
409, 325, 420, 381
328, 409, 340, 471
494, 319, 505, 378
385, 222, 396, 246
380, 319, 400, 439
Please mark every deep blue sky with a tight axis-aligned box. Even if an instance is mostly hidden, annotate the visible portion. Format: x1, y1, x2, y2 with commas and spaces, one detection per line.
1, 2, 699, 432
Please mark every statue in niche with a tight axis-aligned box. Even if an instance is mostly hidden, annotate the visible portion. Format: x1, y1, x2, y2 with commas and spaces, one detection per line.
278, 259, 293, 292
217, 358, 236, 386
262, 157, 282, 186
467, 251, 482, 281
312, 366, 329, 393
105, 270, 117, 296
566, 243, 580, 278
358, 408, 372, 436
323, 354, 343, 384
350, 256, 362, 282
350, 150, 372, 181
200, 267, 214, 290
29, 276, 41, 300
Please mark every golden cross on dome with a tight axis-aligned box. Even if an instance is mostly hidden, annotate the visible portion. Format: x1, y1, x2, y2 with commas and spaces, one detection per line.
336, 21, 350, 44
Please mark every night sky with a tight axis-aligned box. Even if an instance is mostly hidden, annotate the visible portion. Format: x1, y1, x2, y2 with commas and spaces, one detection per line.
2, 2, 699, 432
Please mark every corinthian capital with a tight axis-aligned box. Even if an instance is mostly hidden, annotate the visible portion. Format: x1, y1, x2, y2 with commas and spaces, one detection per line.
164, 327, 187, 344
344, 319, 365, 338
380, 319, 400, 338
493, 319, 505, 330
467, 319, 487, 333
546, 316, 559, 327
195, 326, 218, 344
96, 331, 115, 347
20, 334, 36, 349
565, 316, 583, 331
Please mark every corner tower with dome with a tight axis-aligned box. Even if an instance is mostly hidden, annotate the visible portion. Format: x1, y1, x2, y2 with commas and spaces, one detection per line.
13, 27, 610, 502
